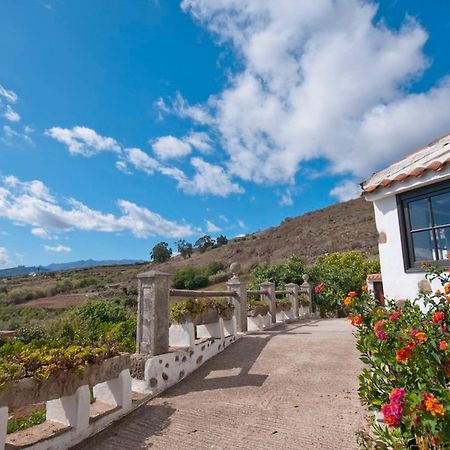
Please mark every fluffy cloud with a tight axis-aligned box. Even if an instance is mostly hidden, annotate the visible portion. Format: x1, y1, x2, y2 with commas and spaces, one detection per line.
45, 126, 121, 157
179, 0, 450, 192
44, 244, 72, 254
152, 136, 192, 160
330, 180, 361, 202
179, 157, 243, 196
0, 175, 194, 239
0, 85, 18, 104
0, 247, 10, 268
184, 132, 213, 153
206, 220, 221, 233
32, 227, 53, 239
3, 105, 20, 122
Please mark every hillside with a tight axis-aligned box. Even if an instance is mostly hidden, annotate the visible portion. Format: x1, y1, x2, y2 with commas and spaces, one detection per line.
156, 197, 378, 274
0, 197, 378, 309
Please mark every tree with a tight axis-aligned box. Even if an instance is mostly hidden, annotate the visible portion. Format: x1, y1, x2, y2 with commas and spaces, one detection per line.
194, 235, 215, 253
216, 235, 228, 247
176, 240, 193, 259
150, 242, 172, 263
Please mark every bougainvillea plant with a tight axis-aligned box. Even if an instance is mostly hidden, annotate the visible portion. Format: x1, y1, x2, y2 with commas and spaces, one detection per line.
345, 267, 450, 449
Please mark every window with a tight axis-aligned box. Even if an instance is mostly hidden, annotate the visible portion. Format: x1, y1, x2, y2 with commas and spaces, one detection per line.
398, 180, 450, 271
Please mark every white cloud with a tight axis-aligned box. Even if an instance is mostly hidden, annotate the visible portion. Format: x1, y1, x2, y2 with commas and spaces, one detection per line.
279, 190, 294, 206
152, 135, 192, 160
0, 85, 18, 104
184, 132, 213, 153
206, 220, 221, 233
179, 157, 243, 196
44, 244, 72, 254
237, 219, 246, 229
45, 126, 121, 157
2, 125, 32, 145
0, 176, 195, 239
32, 227, 53, 240
124, 147, 159, 175
4, 105, 20, 122
330, 180, 361, 202
115, 160, 131, 174
178, 0, 450, 188
0, 247, 10, 268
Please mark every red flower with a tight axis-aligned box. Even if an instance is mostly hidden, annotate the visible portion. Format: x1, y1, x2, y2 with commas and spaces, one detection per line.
348, 291, 358, 297
439, 340, 448, 351
432, 311, 445, 324
396, 341, 416, 364
389, 311, 401, 322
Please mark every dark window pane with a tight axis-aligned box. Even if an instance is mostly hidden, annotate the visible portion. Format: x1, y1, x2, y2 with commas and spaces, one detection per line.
408, 198, 431, 230
412, 230, 435, 261
431, 192, 450, 226
435, 227, 450, 260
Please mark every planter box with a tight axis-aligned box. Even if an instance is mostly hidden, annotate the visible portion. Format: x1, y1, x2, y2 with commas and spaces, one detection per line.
0, 353, 130, 410
275, 301, 292, 312
173, 306, 234, 326
247, 304, 270, 318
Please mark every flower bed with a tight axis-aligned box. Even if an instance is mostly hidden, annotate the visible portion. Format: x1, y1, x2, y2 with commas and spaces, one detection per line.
170, 298, 234, 325
275, 299, 292, 312
344, 268, 449, 449
247, 300, 270, 318
0, 347, 128, 410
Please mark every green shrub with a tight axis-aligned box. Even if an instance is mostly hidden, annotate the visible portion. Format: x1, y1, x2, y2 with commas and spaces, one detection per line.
250, 255, 307, 289
172, 267, 209, 290
310, 251, 379, 316
170, 298, 234, 323
205, 261, 225, 277
208, 271, 229, 285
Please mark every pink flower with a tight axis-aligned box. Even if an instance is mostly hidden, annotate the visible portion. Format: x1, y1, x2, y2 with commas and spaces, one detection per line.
390, 311, 401, 322
376, 331, 388, 340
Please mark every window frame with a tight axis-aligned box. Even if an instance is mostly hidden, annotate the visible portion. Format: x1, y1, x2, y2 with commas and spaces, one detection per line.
397, 179, 450, 272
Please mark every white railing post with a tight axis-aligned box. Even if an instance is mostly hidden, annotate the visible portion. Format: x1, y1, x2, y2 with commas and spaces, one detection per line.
260, 282, 276, 323
46, 385, 90, 431
226, 263, 248, 332
286, 283, 299, 318
136, 270, 170, 355
93, 369, 132, 411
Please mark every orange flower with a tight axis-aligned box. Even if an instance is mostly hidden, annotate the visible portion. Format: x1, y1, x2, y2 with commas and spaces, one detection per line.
440, 341, 448, 351
344, 297, 352, 306
351, 315, 363, 326
423, 393, 445, 417
445, 283, 450, 295
348, 291, 358, 297
414, 331, 427, 343
396, 341, 415, 364
361, 284, 368, 291
435, 289, 442, 296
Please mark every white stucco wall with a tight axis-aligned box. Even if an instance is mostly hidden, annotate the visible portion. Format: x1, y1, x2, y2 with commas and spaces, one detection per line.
366, 166, 450, 302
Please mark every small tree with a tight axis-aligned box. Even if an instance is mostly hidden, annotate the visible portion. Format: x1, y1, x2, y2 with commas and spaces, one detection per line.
150, 242, 172, 263
194, 235, 215, 253
176, 240, 193, 259
216, 235, 228, 247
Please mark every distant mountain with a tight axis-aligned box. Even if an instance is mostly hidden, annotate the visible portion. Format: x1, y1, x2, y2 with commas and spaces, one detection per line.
0, 259, 146, 278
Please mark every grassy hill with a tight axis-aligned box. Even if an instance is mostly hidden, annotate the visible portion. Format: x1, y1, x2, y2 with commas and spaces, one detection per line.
0, 197, 378, 309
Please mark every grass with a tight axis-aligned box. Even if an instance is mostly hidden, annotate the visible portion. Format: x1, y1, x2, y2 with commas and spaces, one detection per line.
7, 408, 46, 434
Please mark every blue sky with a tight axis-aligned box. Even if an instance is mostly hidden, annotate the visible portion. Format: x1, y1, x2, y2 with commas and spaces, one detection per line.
0, 0, 450, 267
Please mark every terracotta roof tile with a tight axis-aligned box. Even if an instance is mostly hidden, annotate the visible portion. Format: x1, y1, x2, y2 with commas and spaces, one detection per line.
361, 133, 450, 194
366, 273, 382, 281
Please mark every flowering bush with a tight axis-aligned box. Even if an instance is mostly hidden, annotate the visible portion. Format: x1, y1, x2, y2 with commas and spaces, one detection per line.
345, 268, 450, 449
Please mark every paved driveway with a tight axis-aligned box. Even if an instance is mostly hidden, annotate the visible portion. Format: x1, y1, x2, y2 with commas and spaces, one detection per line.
77, 319, 364, 450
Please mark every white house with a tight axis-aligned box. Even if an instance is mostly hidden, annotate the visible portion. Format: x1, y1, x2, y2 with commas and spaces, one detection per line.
362, 133, 450, 302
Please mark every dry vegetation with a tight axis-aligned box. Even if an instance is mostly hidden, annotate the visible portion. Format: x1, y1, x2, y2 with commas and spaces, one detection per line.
0, 197, 377, 309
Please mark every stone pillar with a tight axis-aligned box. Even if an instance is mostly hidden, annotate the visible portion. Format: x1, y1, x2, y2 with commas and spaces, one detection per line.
286, 283, 299, 318
93, 369, 132, 410
136, 270, 170, 355
227, 263, 248, 332
46, 385, 90, 431
260, 282, 276, 323
301, 274, 313, 314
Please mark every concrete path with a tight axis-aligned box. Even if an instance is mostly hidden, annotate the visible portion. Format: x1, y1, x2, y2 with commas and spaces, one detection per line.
78, 319, 365, 450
